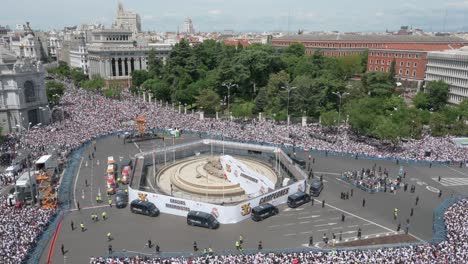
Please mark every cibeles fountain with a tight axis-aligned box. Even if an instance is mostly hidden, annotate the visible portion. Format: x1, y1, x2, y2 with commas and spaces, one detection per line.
156, 154, 279, 204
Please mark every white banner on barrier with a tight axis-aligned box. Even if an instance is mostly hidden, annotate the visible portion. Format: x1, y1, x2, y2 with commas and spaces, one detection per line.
129, 179, 306, 224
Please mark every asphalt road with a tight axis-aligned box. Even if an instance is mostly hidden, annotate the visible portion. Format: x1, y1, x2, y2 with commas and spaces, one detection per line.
42, 134, 468, 264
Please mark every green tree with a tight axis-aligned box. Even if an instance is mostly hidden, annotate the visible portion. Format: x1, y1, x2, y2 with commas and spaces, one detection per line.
147, 49, 164, 78
102, 83, 123, 99
320, 110, 339, 127
285, 42, 306, 57
46, 80, 65, 104
70, 68, 88, 86
253, 87, 269, 114
373, 116, 400, 146
231, 101, 255, 118
196, 89, 221, 114
81, 75, 105, 92
426, 80, 449, 111
359, 49, 368, 73
412, 92, 428, 109
131, 70, 151, 88
142, 79, 171, 102
388, 59, 396, 82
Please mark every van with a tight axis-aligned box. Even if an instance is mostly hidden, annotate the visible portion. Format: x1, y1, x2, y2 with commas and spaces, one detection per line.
130, 200, 159, 217
287, 191, 311, 208
187, 211, 220, 229
115, 189, 128, 208
309, 180, 324, 197
251, 203, 279, 222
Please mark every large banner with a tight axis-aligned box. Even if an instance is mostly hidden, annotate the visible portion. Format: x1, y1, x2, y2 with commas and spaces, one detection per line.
219, 155, 275, 197
128, 179, 306, 224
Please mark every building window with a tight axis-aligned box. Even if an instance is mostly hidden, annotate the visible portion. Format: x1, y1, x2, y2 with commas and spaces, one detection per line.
381, 67, 384, 72
399, 69, 402, 75
412, 70, 416, 77
407, 62, 411, 67
405, 69, 409, 75
415, 54, 419, 59
382, 60, 385, 64
375, 66, 379, 71
370, 59, 373, 64
400, 61, 404, 66
414, 62, 417, 67
23, 81, 35, 103
408, 54, 412, 58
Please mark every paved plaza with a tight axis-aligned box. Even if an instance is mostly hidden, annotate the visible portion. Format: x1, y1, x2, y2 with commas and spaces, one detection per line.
42, 134, 468, 264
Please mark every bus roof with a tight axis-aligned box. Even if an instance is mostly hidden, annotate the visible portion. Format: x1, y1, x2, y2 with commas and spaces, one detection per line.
36, 155, 52, 164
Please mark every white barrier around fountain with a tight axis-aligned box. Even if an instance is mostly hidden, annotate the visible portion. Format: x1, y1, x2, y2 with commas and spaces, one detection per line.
128, 179, 306, 224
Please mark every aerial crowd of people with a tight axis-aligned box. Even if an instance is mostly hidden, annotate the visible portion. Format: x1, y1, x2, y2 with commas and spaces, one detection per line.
0, 78, 467, 263
0, 195, 55, 264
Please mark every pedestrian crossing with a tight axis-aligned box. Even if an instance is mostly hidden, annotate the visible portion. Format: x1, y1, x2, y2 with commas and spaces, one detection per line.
432, 177, 468, 186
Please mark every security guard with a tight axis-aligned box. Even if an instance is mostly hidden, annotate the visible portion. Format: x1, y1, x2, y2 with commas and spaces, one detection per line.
203, 248, 207, 255
108, 199, 112, 207
96, 195, 102, 203
80, 222, 85, 232
208, 247, 213, 255
107, 232, 112, 241
235, 240, 240, 250
394, 208, 398, 219
102, 211, 107, 220
239, 235, 243, 245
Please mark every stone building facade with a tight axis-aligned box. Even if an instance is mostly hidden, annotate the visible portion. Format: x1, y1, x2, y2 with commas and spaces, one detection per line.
0, 46, 48, 135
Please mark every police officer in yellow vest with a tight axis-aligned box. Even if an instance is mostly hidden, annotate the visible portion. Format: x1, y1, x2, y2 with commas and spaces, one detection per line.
102, 211, 107, 220
235, 241, 240, 250
80, 222, 85, 232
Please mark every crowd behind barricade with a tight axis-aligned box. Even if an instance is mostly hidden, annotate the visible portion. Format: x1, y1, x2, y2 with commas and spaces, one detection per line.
90, 198, 468, 263
0, 195, 55, 264
341, 166, 401, 193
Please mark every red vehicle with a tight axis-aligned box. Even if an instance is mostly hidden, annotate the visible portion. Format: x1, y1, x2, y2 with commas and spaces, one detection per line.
121, 166, 131, 184
106, 174, 117, 195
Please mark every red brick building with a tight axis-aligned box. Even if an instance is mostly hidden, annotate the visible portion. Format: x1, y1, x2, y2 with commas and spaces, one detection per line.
272, 34, 468, 57
367, 43, 465, 88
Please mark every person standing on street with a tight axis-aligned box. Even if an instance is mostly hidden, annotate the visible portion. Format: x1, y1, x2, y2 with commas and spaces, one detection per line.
155, 244, 160, 254
362, 199, 366, 207
341, 213, 345, 222
193, 241, 198, 252
394, 208, 398, 220
80, 222, 85, 232
309, 236, 313, 246
258, 241, 263, 250
61, 244, 65, 255
439, 190, 442, 198
108, 245, 112, 254
357, 228, 362, 239
415, 196, 419, 206
322, 200, 325, 208
71, 221, 74, 231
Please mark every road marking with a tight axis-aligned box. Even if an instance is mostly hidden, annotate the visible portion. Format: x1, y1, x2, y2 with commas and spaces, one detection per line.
348, 225, 359, 228
134, 142, 143, 153
69, 204, 109, 212
329, 217, 340, 220
363, 223, 373, 226
283, 223, 295, 226
73, 158, 84, 210
268, 225, 281, 228
312, 198, 409, 238
426, 186, 440, 193
314, 219, 326, 222
299, 221, 311, 224
298, 215, 321, 219
298, 212, 310, 215
317, 229, 328, 232
432, 177, 468, 186
315, 223, 337, 227
300, 231, 314, 234
332, 227, 342, 230
284, 233, 296, 236
443, 165, 468, 177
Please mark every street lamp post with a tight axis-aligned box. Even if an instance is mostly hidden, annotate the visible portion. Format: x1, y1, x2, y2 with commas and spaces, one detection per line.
332, 92, 350, 128
280, 85, 297, 126
222, 82, 237, 115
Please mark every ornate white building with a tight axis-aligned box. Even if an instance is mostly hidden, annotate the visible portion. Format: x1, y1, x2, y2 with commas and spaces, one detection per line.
113, 1, 141, 34
87, 29, 149, 87
47, 30, 61, 60
9, 22, 40, 61
0, 46, 48, 135
69, 33, 88, 74
425, 46, 468, 104
184, 17, 195, 35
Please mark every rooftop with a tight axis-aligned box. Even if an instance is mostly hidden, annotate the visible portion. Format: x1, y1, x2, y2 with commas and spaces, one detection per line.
369, 43, 466, 52
273, 34, 466, 43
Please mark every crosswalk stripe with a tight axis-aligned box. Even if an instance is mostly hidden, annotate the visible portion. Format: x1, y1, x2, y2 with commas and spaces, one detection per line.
432, 177, 468, 186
